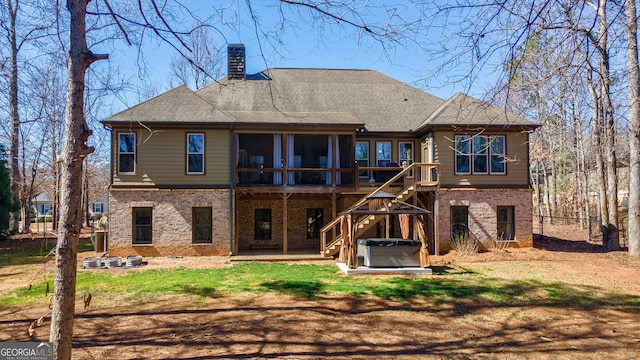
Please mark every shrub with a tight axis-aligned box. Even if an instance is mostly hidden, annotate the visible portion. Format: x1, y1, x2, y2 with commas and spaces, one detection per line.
450, 231, 478, 254
34, 215, 53, 223
494, 233, 514, 252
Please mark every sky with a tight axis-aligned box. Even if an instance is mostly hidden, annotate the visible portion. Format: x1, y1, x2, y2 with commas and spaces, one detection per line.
103, 1, 495, 114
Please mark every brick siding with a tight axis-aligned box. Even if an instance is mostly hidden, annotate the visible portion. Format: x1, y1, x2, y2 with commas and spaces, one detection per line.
236, 196, 333, 251
438, 188, 533, 252
108, 189, 231, 256
108, 188, 533, 257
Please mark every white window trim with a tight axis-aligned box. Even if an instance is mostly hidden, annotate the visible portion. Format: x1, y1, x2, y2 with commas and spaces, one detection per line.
92, 203, 103, 213
187, 133, 205, 175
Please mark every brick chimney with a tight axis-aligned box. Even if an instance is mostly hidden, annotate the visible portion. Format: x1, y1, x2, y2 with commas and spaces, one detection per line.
227, 43, 246, 80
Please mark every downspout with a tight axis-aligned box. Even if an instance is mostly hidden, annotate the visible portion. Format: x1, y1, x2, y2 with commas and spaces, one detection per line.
104, 124, 113, 253
430, 128, 439, 256
229, 124, 234, 256
527, 129, 533, 188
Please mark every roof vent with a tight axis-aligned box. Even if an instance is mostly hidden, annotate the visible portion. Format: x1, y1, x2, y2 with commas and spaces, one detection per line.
227, 43, 246, 80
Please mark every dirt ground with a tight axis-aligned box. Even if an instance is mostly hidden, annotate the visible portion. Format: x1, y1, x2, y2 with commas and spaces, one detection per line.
1, 224, 639, 359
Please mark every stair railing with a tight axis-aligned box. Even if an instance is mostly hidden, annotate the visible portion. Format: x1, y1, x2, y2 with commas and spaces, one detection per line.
320, 162, 439, 255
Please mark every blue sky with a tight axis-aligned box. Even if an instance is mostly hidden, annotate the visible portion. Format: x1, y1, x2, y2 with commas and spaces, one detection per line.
104, 1, 495, 112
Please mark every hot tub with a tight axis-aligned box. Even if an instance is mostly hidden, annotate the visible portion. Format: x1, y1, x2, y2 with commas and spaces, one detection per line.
357, 238, 421, 268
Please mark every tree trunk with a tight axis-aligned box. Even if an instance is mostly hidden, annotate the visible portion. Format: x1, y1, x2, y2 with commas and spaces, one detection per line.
585, 56, 610, 247
19, 142, 29, 232
549, 158, 557, 217
6, 0, 20, 233
83, 168, 89, 227
49, 0, 101, 358
574, 117, 584, 228
625, 0, 640, 257
542, 161, 552, 224
534, 161, 541, 216
595, 117, 609, 246
52, 129, 59, 231
597, 0, 620, 251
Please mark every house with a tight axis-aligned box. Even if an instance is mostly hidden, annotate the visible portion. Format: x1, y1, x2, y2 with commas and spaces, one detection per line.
90, 198, 108, 216
102, 44, 538, 258
32, 193, 53, 217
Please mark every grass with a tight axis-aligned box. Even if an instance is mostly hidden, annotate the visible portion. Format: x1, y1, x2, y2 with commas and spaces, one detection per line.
0, 241, 57, 267
0, 239, 93, 267
2, 262, 639, 312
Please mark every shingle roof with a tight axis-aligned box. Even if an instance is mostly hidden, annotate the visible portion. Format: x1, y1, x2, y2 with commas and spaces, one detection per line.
195, 68, 445, 132
104, 69, 536, 131
226, 110, 362, 125
104, 85, 234, 123
416, 93, 537, 129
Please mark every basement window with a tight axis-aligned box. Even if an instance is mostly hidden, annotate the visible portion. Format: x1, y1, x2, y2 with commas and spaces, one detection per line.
255, 209, 272, 240
192, 207, 212, 244
307, 208, 323, 239
497, 206, 515, 241
132, 207, 152, 245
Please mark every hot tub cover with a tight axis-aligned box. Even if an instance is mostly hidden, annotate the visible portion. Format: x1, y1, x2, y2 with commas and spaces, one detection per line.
357, 238, 421, 247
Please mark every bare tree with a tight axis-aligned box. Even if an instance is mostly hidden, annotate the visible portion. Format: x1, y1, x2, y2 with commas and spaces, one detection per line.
1, 0, 53, 233
168, 24, 222, 89
4, 0, 21, 233
625, 0, 639, 256
50, 0, 200, 356
49, 0, 102, 357
595, 0, 620, 251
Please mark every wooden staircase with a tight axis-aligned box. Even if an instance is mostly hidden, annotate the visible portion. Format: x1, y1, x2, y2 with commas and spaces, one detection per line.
320, 163, 439, 257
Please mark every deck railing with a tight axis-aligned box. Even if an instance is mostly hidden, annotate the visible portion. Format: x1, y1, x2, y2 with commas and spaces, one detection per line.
320, 162, 440, 255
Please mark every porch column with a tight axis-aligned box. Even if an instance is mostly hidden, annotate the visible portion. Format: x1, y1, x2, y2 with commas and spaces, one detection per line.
434, 191, 440, 256
332, 192, 337, 222
283, 192, 288, 254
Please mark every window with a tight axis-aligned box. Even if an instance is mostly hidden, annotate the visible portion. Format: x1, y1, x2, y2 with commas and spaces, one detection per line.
187, 133, 205, 174
192, 207, 212, 244
255, 209, 271, 240
490, 136, 506, 174
307, 208, 324, 239
399, 142, 413, 177
355, 141, 369, 178
118, 133, 136, 174
376, 141, 391, 166
92, 203, 103, 213
133, 208, 152, 244
450, 206, 469, 239
497, 206, 515, 240
455, 135, 506, 175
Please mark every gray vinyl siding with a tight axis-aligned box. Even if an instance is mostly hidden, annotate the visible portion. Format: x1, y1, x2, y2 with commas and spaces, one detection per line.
112, 128, 230, 186
433, 131, 530, 187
